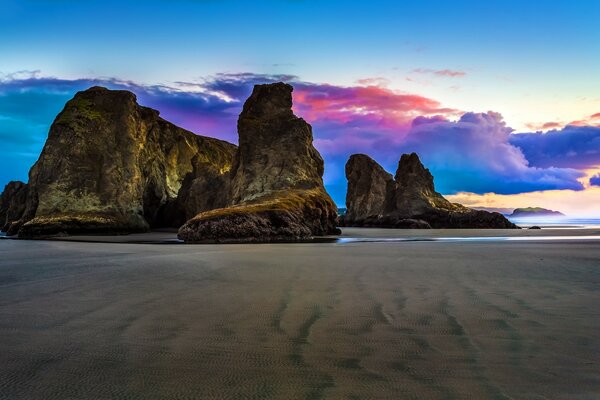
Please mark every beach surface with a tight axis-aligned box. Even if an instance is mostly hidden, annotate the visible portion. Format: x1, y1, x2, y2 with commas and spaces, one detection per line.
1, 228, 599, 399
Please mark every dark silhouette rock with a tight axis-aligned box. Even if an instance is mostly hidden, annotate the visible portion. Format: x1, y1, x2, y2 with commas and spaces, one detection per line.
15, 87, 236, 238
390, 153, 457, 216
0, 181, 28, 234
394, 218, 432, 229
529, 226, 542, 229
343, 152, 518, 229
345, 154, 394, 223
178, 83, 339, 242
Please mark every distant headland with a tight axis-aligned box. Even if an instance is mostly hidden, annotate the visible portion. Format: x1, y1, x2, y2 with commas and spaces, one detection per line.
509, 207, 565, 218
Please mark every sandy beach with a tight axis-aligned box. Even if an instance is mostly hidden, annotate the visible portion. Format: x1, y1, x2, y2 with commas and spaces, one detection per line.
0, 228, 598, 399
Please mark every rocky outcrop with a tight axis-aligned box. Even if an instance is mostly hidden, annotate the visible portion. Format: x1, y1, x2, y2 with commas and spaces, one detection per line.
0, 181, 28, 233
345, 154, 393, 222
178, 83, 340, 242
343, 152, 517, 229
178, 188, 338, 243
229, 82, 326, 204
12, 86, 236, 237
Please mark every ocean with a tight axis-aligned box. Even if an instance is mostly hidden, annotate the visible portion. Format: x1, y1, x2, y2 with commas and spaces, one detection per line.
507, 217, 600, 228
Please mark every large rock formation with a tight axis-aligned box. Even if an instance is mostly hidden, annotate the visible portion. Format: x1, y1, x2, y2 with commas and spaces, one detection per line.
0, 181, 28, 233
11, 86, 236, 237
178, 83, 339, 242
229, 83, 326, 204
343, 152, 517, 229
345, 154, 393, 222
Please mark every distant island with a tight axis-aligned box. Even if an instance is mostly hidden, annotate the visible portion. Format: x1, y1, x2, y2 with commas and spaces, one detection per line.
509, 207, 565, 217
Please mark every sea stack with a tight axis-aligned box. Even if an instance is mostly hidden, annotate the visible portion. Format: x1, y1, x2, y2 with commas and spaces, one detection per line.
177, 82, 340, 242
343, 152, 517, 229
0, 181, 29, 234
344, 154, 393, 222
11, 86, 236, 237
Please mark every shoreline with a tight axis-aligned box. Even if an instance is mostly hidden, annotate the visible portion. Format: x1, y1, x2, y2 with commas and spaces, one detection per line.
3, 226, 600, 245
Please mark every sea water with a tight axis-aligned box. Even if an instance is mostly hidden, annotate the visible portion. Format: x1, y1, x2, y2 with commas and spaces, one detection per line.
507, 217, 600, 229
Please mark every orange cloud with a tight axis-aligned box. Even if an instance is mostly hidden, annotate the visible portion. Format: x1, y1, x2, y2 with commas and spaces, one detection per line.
525, 112, 600, 131
446, 187, 600, 217
525, 121, 562, 131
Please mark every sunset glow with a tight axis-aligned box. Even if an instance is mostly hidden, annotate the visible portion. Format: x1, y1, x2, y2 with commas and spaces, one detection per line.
1, 0, 600, 215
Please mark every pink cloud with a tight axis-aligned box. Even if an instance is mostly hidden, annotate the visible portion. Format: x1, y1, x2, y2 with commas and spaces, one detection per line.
293, 83, 458, 127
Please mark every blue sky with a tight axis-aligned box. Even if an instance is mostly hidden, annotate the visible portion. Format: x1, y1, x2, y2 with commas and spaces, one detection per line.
1, 0, 600, 214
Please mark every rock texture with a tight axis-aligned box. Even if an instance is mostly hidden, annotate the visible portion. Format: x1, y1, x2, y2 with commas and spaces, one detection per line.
343, 152, 517, 229
178, 83, 339, 242
12, 86, 236, 237
178, 189, 338, 243
344, 154, 393, 222
0, 181, 28, 233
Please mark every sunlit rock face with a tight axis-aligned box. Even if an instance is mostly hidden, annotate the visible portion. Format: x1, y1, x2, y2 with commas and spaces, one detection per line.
13, 86, 236, 237
229, 82, 327, 204
178, 83, 340, 243
343, 152, 518, 229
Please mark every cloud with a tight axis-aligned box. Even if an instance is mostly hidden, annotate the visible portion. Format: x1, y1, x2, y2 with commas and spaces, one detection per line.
590, 174, 600, 187
412, 68, 466, 78
355, 77, 391, 86
568, 114, 600, 127
0, 71, 597, 206
396, 112, 585, 194
0, 72, 459, 204
0, 70, 41, 81
193, 72, 460, 158
509, 125, 600, 169
446, 186, 600, 218
524, 121, 562, 131
525, 112, 600, 132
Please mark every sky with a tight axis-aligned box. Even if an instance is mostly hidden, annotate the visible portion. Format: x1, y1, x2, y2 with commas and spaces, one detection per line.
1, 0, 600, 215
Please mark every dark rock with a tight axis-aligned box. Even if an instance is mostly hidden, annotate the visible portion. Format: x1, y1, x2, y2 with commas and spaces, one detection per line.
15, 87, 236, 238
345, 154, 394, 224
529, 226, 542, 229
178, 189, 339, 243
394, 219, 432, 229
229, 83, 325, 204
178, 83, 339, 243
343, 152, 518, 229
390, 153, 456, 217
0, 181, 28, 234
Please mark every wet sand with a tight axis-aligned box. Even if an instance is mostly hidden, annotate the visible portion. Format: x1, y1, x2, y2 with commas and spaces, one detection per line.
0, 229, 599, 399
